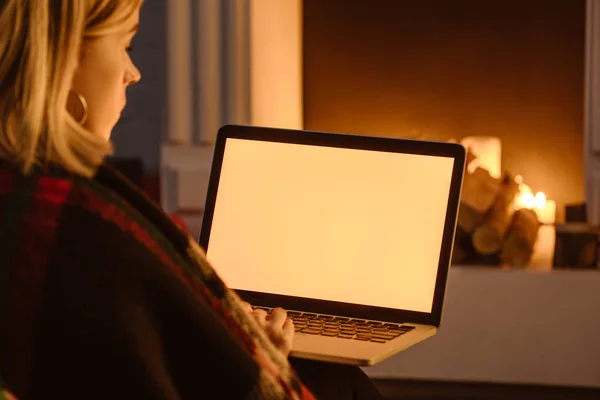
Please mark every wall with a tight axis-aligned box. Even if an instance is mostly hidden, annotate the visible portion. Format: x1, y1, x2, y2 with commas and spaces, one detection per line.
111, 0, 167, 174
303, 0, 586, 221
250, 0, 303, 129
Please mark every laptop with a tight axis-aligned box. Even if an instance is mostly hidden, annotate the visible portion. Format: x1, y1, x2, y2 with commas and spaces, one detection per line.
199, 125, 465, 366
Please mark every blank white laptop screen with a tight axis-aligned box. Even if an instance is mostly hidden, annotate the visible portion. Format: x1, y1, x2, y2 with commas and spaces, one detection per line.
205, 138, 454, 313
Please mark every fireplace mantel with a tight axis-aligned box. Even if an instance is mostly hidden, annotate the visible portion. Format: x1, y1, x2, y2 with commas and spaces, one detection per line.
364, 266, 600, 388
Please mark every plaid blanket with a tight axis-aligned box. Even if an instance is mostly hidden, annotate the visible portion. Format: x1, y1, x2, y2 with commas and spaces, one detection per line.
1, 376, 16, 400
0, 162, 314, 399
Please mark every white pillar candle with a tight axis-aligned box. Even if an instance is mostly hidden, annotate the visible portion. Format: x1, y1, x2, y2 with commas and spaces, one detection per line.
536, 200, 556, 225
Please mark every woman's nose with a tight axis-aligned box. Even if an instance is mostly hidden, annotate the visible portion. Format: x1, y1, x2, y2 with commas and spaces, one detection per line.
126, 64, 141, 85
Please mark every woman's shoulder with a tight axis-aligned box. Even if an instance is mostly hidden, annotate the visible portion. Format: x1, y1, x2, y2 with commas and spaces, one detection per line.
0, 161, 180, 266
0, 161, 193, 332
0, 162, 129, 229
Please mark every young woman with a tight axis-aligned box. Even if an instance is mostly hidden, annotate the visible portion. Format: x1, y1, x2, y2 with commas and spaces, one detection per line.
0, 1, 382, 398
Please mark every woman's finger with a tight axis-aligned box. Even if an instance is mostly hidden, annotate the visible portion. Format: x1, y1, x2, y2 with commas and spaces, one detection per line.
279, 318, 295, 356
252, 308, 268, 326
269, 308, 288, 330
282, 317, 294, 336
239, 301, 253, 315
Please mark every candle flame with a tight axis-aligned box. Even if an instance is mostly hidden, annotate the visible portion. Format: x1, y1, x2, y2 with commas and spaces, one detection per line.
516, 191, 536, 210
512, 179, 555, 223
514, 180, 536, 210
534, 192, 547, 209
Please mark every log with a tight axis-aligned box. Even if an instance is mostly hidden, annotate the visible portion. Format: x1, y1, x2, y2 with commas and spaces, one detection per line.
451, 228, 476, 264
457, 167, 502, 234
460, 167, 502, 213
471, 176, 519, 255
457, 202, 484, 234
500, 208, 540, 268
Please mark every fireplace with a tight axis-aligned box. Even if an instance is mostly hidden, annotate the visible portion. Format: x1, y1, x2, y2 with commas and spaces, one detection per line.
302, 0, 586, 267
303, 0, 586, 225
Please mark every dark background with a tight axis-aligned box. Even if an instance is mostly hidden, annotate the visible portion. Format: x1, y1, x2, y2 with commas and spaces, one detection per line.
303, 0, 586, 221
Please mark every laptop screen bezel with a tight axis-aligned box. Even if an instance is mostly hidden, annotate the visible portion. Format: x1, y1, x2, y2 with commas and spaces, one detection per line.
199, 125, 465, 327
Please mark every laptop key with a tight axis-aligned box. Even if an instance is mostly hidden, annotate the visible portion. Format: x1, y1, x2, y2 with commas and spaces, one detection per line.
333, 317, 350, 322
317, 316, 334, 321
372, 329, 390, 334
301, 328, 322, 335
354, 337, 370, 341
399, 325, 416, 330
338, 334, 354, 339
387, 330, 405, 336
382, 323, 401, 329
371, 333, 396, 340
321, 331, 338, 337
370, 338, 387, 344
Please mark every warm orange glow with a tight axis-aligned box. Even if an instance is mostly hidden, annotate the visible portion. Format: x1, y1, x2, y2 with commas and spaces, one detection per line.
515, 174, 523, 185
516, 191, 536, 210
536, 194, 556, 225
515, 181, 534, 210
514, 185, 556, 224
460, 136, 502, 178
535, 192, 547, 209
520, 182, 533, 194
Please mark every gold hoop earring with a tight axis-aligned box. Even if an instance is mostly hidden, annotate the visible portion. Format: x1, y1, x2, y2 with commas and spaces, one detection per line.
71, 91, 88, 125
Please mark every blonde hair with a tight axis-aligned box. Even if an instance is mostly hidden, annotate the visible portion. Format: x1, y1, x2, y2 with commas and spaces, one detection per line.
0, 0, 142, 177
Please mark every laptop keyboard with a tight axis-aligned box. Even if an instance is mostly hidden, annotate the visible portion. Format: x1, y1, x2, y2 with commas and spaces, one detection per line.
252, 307, 415, 344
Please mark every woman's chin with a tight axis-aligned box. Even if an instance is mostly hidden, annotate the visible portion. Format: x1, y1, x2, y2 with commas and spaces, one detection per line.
99, 128, 113, 142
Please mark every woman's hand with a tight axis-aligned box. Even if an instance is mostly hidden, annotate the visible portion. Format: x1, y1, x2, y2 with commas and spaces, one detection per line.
240, 301, 295, 357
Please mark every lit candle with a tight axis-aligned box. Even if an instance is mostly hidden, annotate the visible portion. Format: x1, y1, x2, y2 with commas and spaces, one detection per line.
536, 199, 556, 225
514, 181, 535, 210
460, 136, 502, 178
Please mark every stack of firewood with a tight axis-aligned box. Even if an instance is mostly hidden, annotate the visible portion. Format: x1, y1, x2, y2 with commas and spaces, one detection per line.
453, 166, 541, 268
